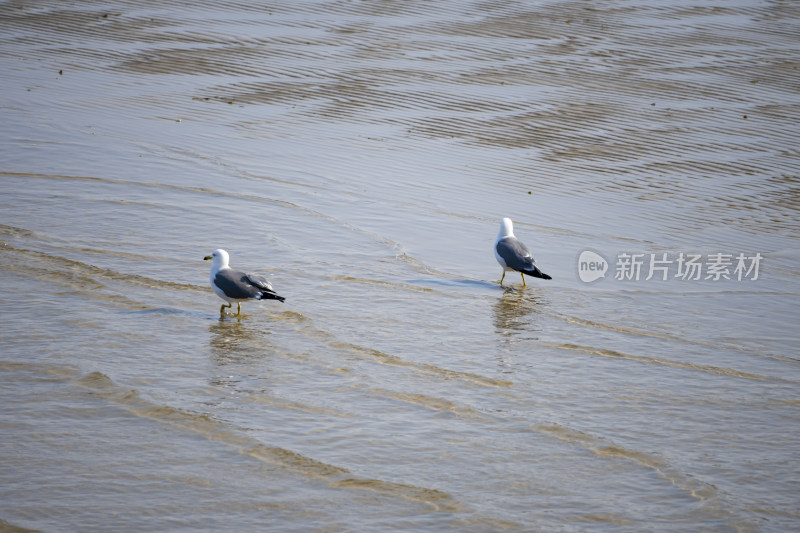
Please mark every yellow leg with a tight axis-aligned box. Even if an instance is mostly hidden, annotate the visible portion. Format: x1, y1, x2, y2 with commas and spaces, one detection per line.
500, 271, 505, 285
220, 303, 231, 314
521, 273, 526, 286
236, 302, 241, 315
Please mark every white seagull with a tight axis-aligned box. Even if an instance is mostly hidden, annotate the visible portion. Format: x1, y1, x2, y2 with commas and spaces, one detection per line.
204, 249, 285, 315
494, 218, 552, 286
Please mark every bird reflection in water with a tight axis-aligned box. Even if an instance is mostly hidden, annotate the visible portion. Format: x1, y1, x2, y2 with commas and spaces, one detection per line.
492, 287, 545, 340
208, 315, 263, 367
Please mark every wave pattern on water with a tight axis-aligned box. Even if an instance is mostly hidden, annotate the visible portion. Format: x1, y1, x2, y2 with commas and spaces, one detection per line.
2, 0, 799, 531
73, 370, 462, 511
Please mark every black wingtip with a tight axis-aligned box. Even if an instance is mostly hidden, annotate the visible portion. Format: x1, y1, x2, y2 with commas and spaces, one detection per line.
527, 267, 552, 280
260, 291, 286, 303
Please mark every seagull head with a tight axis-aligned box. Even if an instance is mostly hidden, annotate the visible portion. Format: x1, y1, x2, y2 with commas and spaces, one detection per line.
498, 217, 515, 239
203, 248, 230, 270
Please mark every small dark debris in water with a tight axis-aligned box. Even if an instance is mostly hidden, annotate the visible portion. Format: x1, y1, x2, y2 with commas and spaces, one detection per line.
743, 115, 748, 119
651, 102, 655, 106
227, 101, 234, 105
528, 191, 532, 195
59, 69, 63, 75
566, 20, 572, 24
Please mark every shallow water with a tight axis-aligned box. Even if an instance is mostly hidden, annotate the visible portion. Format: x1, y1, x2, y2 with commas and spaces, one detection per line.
1, 0, 799, 531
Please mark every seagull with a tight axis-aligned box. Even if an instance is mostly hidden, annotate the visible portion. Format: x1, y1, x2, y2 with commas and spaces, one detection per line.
494, 218, 552, 286
204, 249, 285, 315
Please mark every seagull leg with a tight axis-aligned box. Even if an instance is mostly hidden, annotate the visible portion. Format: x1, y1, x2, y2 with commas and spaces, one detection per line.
521, 273, 527, 287
500, 271, 505, 286
236, 302, 241, 315
220, 303, 231, 314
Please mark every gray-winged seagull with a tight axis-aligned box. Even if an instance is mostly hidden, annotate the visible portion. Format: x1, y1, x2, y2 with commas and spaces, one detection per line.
494, 218, 552, 286
204, 249, 285, 315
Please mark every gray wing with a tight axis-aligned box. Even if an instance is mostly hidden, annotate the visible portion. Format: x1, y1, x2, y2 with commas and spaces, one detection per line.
244, 273, 276, 293
496, 237, 536, 272
246, 273, 285, 302
214, 269, 262, 300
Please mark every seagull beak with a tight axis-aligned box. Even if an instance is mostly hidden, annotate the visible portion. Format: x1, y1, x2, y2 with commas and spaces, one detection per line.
203, 255, 212, 261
